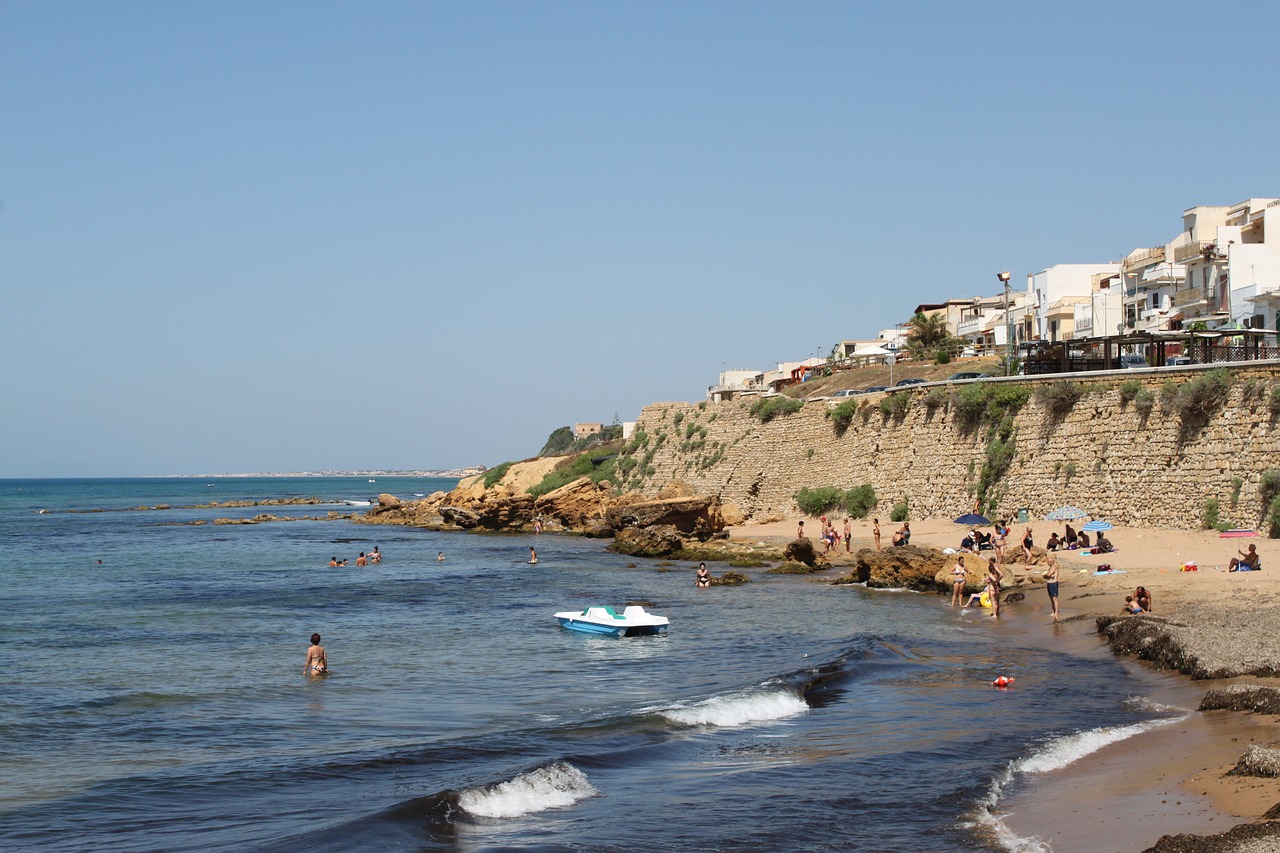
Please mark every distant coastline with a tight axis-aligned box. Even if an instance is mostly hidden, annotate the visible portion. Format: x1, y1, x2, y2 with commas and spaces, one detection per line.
158, 469, 480, 479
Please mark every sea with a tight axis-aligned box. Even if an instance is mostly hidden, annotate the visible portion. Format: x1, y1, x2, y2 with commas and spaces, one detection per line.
0, 477, 1203, 852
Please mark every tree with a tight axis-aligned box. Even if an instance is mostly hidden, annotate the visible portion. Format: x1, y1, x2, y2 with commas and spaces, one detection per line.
539, 426, 574, 457
905, 312, 959, 358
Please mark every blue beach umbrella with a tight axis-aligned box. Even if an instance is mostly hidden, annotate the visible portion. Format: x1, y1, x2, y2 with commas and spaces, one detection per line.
1045, 506, 1088, 521
1081, 520, 1113, 532
954, 512, 991, 525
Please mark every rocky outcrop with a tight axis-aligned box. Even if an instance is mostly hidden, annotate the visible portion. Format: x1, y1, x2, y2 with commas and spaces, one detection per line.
1227, 746, 1280, 778
1099, 608, 1280, 679
782, 538, 819, 567
607, 525, 684, 557
1141, 822, 1280, 853
1199, 684, 1280, 715
438, 506, 480, 528
535, 478, 616, 531
605, 496, 724, 539
851, 546, 952, 591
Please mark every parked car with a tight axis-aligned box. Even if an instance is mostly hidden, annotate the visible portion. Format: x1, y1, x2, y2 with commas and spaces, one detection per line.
830, 389, 861, 398
895, 378, 927, 386
1166, 355, 1193, 366
1119, 354, 1148, 369
946, 371, 985, 381
863, 386, 888, 393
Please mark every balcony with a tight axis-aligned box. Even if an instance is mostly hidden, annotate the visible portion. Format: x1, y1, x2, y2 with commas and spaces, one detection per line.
957, 315, 988, 335
1174, 241, 1222, 264
1123, 246, 1166, 272
1173, 287, 1208, 308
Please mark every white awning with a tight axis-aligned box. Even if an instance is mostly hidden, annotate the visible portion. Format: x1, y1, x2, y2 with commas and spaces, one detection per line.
1142, 264, 1185, 282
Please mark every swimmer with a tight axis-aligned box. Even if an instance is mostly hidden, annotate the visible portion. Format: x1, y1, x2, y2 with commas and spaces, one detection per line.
303, 633, 328, 676
437, 551, 445, 562
529, 546, 538, 565
370, 546, 381, 564
695, 562, 712, 588
329, 556, 338, 567
355, 552, 368, 567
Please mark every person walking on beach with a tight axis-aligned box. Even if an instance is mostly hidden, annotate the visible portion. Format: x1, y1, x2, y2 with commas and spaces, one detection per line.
950, 556, 968, 606
1044, 554, 1060, 622
872, 518, 881, 550
986, 557, 1002, 618
303, 633, 328, 676
843, 518, 852, 552
797, 520, 806, 539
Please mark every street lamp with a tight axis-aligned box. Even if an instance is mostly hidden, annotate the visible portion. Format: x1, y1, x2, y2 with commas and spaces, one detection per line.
998, 271, 1013, 375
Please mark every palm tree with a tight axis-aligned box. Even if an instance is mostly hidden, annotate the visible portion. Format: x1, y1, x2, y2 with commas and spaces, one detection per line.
905, 312, 952, 352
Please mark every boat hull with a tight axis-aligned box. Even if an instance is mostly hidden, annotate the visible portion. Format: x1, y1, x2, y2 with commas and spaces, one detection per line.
556, 617, 667, 637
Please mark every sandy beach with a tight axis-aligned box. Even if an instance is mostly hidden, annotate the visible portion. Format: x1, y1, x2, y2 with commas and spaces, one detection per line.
727, 516, 1280, 852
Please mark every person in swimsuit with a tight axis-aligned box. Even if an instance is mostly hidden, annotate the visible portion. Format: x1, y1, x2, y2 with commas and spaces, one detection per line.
370, 546, 381, 564
1022, 527, 1033, 552
695, 563, 712, 588
797, 519, 806, 539
1064, 524, 1078, 548
328, 557, 338, 567
1044, 554, 1060, 622
304, 633, 328, 676
950, 556, 968, 606
437, 552, 445, 561
843, 518, 852, 552
872, 518, 881, 550
1134, 586, 1152, 612
529, 547, 538, 565
1123, 596, 1144, 614
986, 557, 1002, 618
355, 552, 367, 567
1229, 544, 1260, 572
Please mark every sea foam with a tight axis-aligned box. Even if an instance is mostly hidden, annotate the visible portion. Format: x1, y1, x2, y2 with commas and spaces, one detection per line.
971, 715, 1187, 852
659, 688, 809, 728
456, 762, 597, 818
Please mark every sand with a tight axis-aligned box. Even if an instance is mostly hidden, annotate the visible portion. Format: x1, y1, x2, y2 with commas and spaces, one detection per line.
726, 516, 1280, 851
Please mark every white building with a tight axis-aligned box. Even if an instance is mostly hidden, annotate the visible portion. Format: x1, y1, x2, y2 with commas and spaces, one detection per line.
1169, 199, 1280, 332
707, 368, 765, 403
1029, 263, 1121, 342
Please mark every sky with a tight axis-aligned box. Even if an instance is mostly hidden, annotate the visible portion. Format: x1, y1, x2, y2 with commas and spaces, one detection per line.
2, 1, 1277, 476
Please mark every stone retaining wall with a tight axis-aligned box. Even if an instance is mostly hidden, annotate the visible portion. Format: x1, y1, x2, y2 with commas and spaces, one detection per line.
626, 365, 1280, 530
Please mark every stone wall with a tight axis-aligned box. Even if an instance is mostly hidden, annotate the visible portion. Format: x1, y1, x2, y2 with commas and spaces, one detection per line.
625, 366, 1280, 530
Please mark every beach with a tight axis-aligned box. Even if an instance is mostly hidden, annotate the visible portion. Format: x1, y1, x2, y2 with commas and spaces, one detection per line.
726, 516, 1280, 851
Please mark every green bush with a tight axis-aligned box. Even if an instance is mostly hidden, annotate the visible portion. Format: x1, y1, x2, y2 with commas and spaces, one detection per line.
1268, 495, 1280, 539
483, 461, 515, 489
951, 383, 1031, 432
890, 497, 909, 522
672, 411, 685, 427
1118, 380, 1143, 404
539, 426, 575, 457
1167, 368, 1232, 426
1202, 497, 1226, 531
1231, 477, 1244, 509
1036, 380, 1084, 418
1133, 389, 1155, 418
879, 393, 909, 418
934, 350, 951, 365
750, 396, 804, 423
526, 451, 616, 498
922, 388, 949, 411
1269, 386, 1280, 416
827, 398, 859, 429
1261, 470, 1280, 525
845, 484, 877, 518
795, 486, 847, 516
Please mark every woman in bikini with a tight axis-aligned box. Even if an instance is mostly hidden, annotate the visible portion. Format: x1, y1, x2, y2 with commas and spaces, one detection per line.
950, 556, 968, 606
303, 633, 328, 676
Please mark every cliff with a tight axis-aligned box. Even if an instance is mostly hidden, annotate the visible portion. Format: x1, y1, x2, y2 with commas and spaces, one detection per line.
612, 365, 1280, 530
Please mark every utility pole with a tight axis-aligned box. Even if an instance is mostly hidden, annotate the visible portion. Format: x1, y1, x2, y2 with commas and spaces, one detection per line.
998, 271, 1013, 375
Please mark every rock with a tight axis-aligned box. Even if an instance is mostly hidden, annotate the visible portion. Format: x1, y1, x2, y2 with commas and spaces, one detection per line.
378, 493, 402, 508
1199, 684, 1280, 714
606, 525, 684, 557
854, 546, 951, 591
474, 494, 536, 529
1004, 592, 1025, 603
535, 477, 614, 529
1099, 609, 1280, 680
580, 522, 616, 539
605, 496, 724, 539
768, 561, 819, 574
1141, 821, 1280, 852
657, 480, 696, 499
438, 506, 481, 529
1228, 746, 1280, 777
782, 538, 819, 566
713, 571, 750, 586
720, 502, 745, 526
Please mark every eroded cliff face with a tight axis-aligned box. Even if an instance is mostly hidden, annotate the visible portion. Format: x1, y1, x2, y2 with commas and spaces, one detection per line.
618, 367, 1280, 530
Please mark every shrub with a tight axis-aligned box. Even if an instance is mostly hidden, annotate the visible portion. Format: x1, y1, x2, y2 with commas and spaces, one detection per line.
934, 350, 951, 365
1269, 386, 1280, 416
879, 392, 909, 418
922, 388, 949, 411
845, 484, 877, 518
526, 451, 616, 498
827, 398, 859, 429
1118, 379, 1143, 405
1231, 477, 1244, 509
1063, 461, 1076, 481
697, 400, 707, 411
1168, 368, 1232, 426
1268, 495, 1280, 539
1261, 470, 1280, 525
890, 497, 909, 522
951, 383, 1031, 432
672, 411, 685, 427
1133, 389, 1155, 418
1036, 380, 1084, 417
483, 461, 515, 489
1202, 497, 1225, 531
750, 396, 804, 423
795, 486, 847, 516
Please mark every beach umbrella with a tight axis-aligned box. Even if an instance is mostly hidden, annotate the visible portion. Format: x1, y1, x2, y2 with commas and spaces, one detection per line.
1045, 506, 1088, 521
953, 512, 991, 525
1081, 520, 1113, 532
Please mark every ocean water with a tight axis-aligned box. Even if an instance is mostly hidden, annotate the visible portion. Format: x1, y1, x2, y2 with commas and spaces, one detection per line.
0, 478, 1191, 852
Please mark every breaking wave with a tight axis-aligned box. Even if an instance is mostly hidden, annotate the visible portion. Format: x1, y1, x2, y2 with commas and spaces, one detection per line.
456, 761, 598, 818
658, 688, 809, 727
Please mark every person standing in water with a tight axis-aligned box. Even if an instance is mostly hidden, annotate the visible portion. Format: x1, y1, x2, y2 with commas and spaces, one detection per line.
1045, 554, 1060, 622
695, 562, 712, 588
303, 633, 328, 676
529, 547, 538, 565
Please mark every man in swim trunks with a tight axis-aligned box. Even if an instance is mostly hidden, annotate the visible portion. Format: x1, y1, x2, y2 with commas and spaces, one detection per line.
304, 633, 328, 676
1229, 544, 1260, 572
1044, 554, 1060, 622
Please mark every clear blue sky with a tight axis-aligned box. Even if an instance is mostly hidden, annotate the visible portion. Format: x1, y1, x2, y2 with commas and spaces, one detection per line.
2, 1, 1275, 476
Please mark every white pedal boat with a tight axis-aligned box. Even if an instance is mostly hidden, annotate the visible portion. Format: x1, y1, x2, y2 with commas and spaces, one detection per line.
554, 605, 669, 637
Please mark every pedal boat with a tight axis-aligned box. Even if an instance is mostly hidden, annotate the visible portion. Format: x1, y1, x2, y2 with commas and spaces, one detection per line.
554, 605, 669, 637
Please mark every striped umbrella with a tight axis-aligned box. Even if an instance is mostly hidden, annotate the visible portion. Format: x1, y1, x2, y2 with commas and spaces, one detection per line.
1045, 506, 1089, 521
1081, 520, 1113, 532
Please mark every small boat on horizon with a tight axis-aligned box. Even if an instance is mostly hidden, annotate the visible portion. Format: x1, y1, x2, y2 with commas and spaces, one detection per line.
368, 478, 376, 483
554, 605, 669, 637
342, 499, 373, 507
